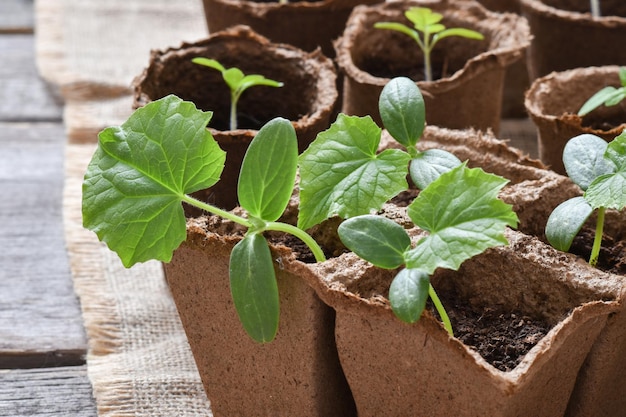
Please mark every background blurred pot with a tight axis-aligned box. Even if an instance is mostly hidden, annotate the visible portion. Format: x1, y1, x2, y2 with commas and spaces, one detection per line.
335, 0, 530, 134
133, 25, 337, 210
524, 65, 626, 174
201, 0, 380, 58
519, 0, 626, 80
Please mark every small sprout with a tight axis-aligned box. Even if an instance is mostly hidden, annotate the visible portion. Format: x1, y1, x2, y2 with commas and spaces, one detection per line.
82, 95, 323, 343
545, 130, 626, 267
374, 7, 484, 82
192, 57, 283, 130
578, 67, 626, 117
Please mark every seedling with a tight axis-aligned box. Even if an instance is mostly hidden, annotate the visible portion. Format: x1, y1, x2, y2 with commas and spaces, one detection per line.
298, 76, 461, 231
374, 7, 484, 82
82, 94, 324, 343
299, 77, 518, 334
192, 57, 283, 130
338, 165, 518, 335
545, 131, 626, 267
578, 67, 626, 117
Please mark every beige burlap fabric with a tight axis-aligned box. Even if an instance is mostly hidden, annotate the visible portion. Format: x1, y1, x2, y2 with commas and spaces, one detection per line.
35, 0, 214, 415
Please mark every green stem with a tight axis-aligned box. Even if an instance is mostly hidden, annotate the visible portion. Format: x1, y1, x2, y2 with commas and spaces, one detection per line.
429, 284, 453, 336
182, 194, 252, 228
266, 221, 327, 262
230, 91, 239, 131
589, 206, 605, 267
423, 33, 433, 82
590, 0, 601, 18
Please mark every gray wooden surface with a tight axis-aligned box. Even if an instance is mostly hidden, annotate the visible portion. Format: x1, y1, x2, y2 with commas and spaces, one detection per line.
0, 0, 97, 415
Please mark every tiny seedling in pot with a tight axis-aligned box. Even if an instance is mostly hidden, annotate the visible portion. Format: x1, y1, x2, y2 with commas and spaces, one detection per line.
374, 7, 484, 82
546, 130, 626, 267
82, 94, 323, 344
192, 57, 283, 131
299, 77, 518, 333
578, 67, 626, 117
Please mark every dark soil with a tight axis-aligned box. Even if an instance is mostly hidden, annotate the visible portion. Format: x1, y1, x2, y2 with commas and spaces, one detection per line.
434, 297, 551, 372
569, 228, 626, 274
580, 112, 626, 132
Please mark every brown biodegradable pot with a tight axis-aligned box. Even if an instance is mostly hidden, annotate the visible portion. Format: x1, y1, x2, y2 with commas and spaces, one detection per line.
334, 0, 530, 134
162, 125, 585, 416
309, 229, 619, 417
519, 0, 626, 80
133, 25, 337, 210
524, 65, 626, 174
201, 0, 380, 58
164, 221, 357, 417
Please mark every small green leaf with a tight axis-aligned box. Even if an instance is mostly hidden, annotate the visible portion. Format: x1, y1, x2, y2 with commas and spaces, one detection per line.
237, 74, 284, 96
563, 134, 615, 190
223, 67, 245, 92
619, 67, 626, 87
578, 86, 619, 116
405, 164, 518, 274
604, 129, 626, 170
230, 233, 280, 343
337, 215, 411, 269
545, 197, 593, 252
191, 57, 226, 72
238, 118, 297, 222
374, 22, 421, 45
409, 148, 461, 190
298, 114, 411, 230
389, 268, 431, 323
379, 77, 425, 148
585, 172, 626, 210
82, 95, 226, 267
604, 89, 626, 106
435, 27, 484, 41
406, 7, 443, 31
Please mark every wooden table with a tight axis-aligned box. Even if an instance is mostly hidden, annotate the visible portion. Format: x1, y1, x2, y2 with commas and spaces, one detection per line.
0, 1, 97, 415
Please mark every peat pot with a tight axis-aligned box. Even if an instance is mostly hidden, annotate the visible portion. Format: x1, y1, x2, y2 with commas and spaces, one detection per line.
164, 125, 612, 416
524, 65, 626, 174
201, 0, 380, 58
334, 0, 530, 134
132, 25, 338, 210
519, 0, 626, 80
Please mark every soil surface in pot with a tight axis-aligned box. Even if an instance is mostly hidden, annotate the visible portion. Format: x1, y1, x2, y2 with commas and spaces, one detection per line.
578, 112, 626, 132
570, 229, 626, 275
268, 229, 553, 373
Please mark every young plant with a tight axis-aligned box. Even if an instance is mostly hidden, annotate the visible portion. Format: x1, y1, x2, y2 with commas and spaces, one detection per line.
192, 57, 283, 131
299, 76, 518, 333
578, 67, 626, 117
338, 164, 518, 335
545, 131, 626, 267
374, 7, 484, 82
82, 94, 324, 344
298, 76, 461, 231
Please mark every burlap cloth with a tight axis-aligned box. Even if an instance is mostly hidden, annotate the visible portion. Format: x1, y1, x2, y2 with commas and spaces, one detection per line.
35, 0, 214, 415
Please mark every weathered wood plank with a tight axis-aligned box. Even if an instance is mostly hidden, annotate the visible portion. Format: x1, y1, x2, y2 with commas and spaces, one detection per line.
0, 366, 97, 416
0, 0, 33, 33
0, 34, 63, 122
0, 122, 87, 367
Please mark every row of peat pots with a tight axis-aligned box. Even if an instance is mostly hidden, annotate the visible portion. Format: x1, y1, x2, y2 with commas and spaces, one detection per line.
95, 0, 626, 416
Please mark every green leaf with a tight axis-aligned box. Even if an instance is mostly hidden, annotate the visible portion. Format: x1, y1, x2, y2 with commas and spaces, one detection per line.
82, 95, 226, 267
389, 268, 431, 323
585, 172, 626, 210
405, 164, 518, 274
230, 233, 280, 343
191, 57, 226, 72
578, 86, 619, 116
604, 89, 626, 106
238, 118, 298, 222
373, 22, 421, 45
435, 27, 484, 41
604, 130, 626, 170
409, 148, 461, 190
619, 67, 626, 87
563, 134, 615, 191
237, 74, 284, 97
406, 7, 442, 31
298, 114, 411, 230
223, 67, 245, 92
379, 77, 425, 148
337, 215, 411, 269
545, 197, 593, 252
